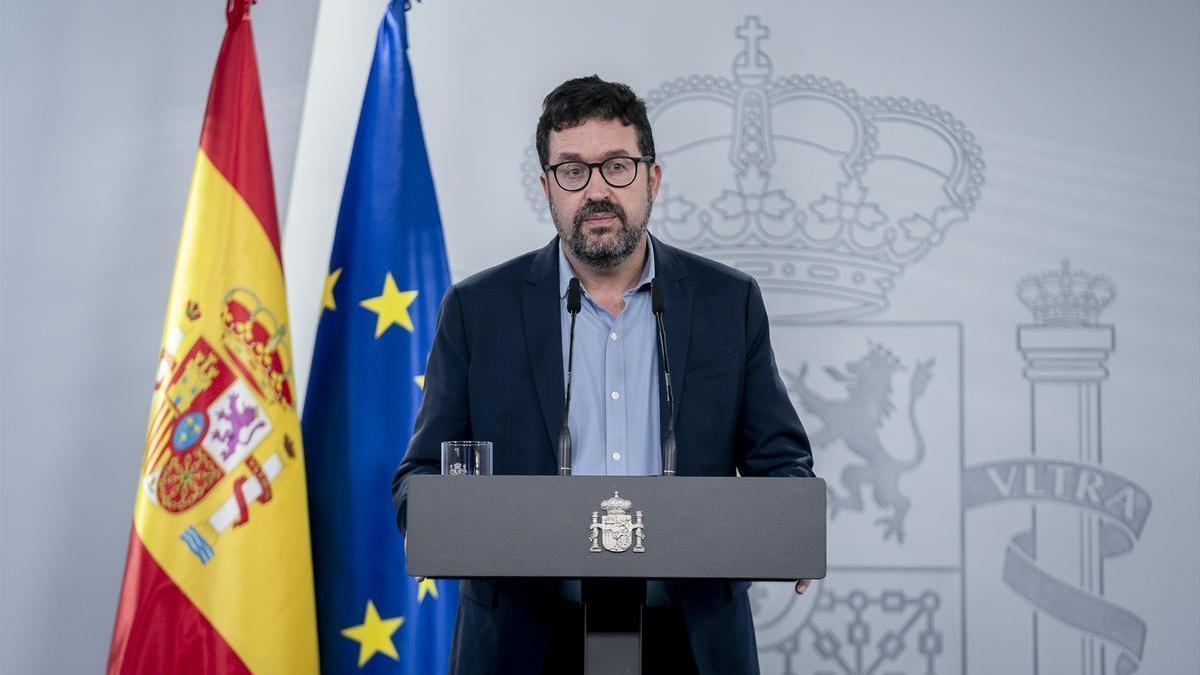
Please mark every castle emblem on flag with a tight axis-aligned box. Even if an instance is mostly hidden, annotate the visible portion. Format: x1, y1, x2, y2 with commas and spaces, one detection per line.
589, 492, 645, 553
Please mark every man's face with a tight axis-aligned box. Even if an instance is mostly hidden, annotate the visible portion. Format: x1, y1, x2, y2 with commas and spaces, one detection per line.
541, 118, 661, 269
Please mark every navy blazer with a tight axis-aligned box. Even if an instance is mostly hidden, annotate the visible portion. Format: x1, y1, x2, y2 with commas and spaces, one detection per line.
393, 235, 813, 675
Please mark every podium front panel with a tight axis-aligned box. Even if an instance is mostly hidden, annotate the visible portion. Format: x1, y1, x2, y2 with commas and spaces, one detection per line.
405, 475, 825, 581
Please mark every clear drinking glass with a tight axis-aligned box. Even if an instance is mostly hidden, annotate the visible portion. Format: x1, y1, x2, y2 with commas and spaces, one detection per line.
440, 440, 493, 476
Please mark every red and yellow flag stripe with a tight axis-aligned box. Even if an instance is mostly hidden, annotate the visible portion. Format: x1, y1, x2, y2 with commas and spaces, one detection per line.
108, 3, 317, 673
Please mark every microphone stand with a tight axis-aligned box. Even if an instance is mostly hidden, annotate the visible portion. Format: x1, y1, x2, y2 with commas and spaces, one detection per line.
559, 278, 581, 476
651, 281, 677, 476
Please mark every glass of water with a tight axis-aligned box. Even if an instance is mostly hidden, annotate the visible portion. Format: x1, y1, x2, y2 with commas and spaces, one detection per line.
441, 440, 493, 476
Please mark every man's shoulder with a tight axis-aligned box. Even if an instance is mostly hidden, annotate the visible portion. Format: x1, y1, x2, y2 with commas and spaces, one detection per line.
654, 237, 756, 292
448, 240, 553, 301
454, 251, 535, 289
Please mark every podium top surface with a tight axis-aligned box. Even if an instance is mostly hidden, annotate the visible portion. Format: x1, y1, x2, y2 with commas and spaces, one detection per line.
405, 475, 826, 581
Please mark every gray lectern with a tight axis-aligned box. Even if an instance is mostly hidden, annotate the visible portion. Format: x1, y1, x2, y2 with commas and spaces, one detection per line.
406, 475, 826, 675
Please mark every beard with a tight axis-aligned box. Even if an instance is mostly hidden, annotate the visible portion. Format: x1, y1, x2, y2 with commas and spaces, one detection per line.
551, 188, 654, 269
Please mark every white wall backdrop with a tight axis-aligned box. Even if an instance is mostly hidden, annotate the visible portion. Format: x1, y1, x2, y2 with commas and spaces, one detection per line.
287, 1, 1199, 674
1, 1, 1196, 674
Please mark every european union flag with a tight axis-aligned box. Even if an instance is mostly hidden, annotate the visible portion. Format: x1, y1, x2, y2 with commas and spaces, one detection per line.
302, 2, 457, 673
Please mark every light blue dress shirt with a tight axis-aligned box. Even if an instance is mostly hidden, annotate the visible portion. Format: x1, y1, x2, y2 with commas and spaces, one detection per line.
557, 239, 680, 607
558, 240, 662, 477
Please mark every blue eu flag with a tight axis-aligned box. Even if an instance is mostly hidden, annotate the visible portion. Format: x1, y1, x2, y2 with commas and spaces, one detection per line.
303, 2, 457, 673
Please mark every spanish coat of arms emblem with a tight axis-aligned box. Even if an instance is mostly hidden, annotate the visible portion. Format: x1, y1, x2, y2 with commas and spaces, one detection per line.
589, 491, 645, 553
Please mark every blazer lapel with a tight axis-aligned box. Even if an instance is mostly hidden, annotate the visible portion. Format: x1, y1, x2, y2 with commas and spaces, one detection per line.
651, 236, 693, 447
522, 238, 565, 464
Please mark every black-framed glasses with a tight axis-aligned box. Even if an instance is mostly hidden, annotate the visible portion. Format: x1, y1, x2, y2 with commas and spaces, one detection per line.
542, 155, 654, 192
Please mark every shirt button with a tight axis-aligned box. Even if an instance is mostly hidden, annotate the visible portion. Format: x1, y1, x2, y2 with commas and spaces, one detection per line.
610, 332, 618, 341
612, 451, 622, 461
610, 391, 620, 400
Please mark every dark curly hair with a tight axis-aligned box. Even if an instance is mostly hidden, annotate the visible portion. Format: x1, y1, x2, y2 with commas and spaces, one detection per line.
535, 75, 655, 168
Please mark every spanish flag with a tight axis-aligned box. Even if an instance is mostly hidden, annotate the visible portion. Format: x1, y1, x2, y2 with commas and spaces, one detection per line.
107, 2, 318, 673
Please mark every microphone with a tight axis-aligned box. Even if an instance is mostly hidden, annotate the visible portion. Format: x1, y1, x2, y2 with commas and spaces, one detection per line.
651, 281, 677, 476
559, 277, 582, 476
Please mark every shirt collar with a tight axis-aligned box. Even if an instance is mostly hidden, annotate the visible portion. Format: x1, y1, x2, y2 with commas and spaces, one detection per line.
558, 235, 656, 299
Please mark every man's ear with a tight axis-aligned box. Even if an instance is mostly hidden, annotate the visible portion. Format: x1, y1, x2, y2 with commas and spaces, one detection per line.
540, 172, 550, 200
648, 162, 662, 202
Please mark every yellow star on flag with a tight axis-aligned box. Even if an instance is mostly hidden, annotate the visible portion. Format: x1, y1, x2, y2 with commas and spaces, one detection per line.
417, 578, 439, 603
414, 375, 425, 390
360, 272, 418, 338
322, 268, 343, 311
340, 600, 404, 667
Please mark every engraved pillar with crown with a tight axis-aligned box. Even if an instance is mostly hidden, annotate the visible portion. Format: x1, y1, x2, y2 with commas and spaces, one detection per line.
1017, 261, 1115, 675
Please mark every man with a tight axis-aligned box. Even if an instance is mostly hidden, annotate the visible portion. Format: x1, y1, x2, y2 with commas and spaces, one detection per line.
393, 76, 814, 674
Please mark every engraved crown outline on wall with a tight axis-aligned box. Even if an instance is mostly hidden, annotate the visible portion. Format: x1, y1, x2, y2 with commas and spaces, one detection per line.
1018, 260, 1115, 326
521, 16, 986, 323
